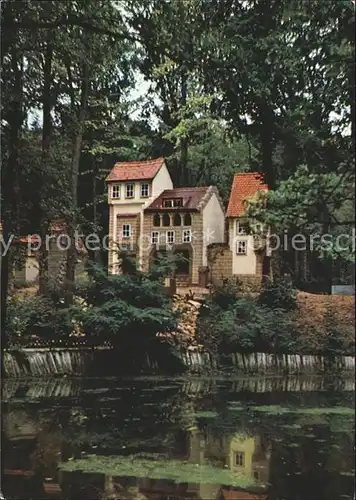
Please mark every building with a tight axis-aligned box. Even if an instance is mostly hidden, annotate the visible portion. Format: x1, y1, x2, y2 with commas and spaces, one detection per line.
226, 172, 269, 276
106, 158, 225, 285
208, 172, 270, 290
106, 157, 173, 272
0, 219, 86, 286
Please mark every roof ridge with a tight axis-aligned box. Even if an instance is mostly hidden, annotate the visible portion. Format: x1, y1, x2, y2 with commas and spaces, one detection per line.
234, 171, 264, 176
197, 185, 214, 211
114, 157, 164, 166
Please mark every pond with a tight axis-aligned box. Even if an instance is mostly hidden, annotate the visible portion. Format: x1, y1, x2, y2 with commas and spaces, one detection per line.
1, 376, 355, 500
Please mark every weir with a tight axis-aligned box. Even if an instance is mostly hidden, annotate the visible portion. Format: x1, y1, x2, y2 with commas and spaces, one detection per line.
179, 349, 355, 374
2, 347, 355, 377
2, 348, 96, 377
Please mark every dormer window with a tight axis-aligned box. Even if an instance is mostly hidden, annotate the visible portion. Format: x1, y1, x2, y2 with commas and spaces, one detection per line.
162, 198, 183, 208
125, 183, 134, 199
112, 184, 121, 199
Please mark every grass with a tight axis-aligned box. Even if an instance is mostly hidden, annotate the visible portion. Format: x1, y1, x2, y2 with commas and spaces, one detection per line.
59, 453, 255, 487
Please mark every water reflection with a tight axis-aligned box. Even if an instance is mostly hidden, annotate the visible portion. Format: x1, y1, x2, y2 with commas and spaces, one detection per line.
1, 377, 354, 500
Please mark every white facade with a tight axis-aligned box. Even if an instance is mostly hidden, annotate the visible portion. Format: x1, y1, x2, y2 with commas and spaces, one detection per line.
229, 217, 258, 275
202, 193, 225, 266
107, 161, 173, 270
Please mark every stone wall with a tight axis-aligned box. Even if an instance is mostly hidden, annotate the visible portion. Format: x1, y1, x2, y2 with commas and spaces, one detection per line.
207, 243, 262, 292
207, 243, 232, 283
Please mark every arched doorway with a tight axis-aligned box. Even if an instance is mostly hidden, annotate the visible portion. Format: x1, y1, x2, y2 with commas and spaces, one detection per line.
174, 245, 192, 285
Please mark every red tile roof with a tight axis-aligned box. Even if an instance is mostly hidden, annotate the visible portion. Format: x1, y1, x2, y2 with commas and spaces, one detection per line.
226, 172, 268, 217
106, 157, 165, 182
145, 186, 212, 212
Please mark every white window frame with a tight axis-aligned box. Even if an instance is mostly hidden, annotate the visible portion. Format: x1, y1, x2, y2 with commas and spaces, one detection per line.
122, 224, 132, 238
236, 238, 248, 255
140, 183, 149, 198
125, 183, 135, 199
112, 184, 121, 199
166, 230, 175, 244
236, 220, 249, 235
163, 199, 182, 208
183, 229, 192, 243
151, 231, 159, 245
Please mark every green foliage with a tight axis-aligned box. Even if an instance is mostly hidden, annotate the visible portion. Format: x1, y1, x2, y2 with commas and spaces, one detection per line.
6, 295, 73, 342
322, 308, 353, 357
59, 453, 255, 488
209, 279, 244, 309
259, 276, 297, 311
197, 292, 297, 355
73, 258, 179, 349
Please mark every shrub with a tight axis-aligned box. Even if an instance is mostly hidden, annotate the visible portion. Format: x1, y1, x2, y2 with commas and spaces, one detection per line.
73, 258, 179, 352
259, 275, 297, 311
210, 278, 244, 309
197, 294, 297, 355
6, 295, 73, 342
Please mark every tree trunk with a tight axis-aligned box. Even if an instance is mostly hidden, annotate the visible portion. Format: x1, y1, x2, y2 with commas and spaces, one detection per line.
1, 43, 24, 341
65, 63, 90, 305
38, 39, 53, 295
260, 103, 276, 189
1, 232, 10, 348
179, 71, 188, 186
92, 159, 100, 263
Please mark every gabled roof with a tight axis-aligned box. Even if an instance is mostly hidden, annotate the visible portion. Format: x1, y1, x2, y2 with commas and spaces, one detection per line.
106, 157, 165, 182
226, 172, 268, 217
144, 186, 222, 212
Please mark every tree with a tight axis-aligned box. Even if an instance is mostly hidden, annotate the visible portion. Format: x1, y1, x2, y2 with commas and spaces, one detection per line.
74, 254, 179, 367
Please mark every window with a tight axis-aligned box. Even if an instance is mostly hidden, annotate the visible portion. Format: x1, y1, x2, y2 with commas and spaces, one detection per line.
184, 213, 192, 226
236, 221, 249, 234
153, 214, 161, 227
166, 231, 175, 244
236, 239, 248, 255
173, 213, 181, 226
112, 184, 120, 199
234, 451, 245, 467
140, 183, 149, 198
163, 198, 183, 208
125, 183, 134, 198
183, 229, 192, 243
151, 231, 159, 245
122, 224, 131, 238
162, 213, 170, 227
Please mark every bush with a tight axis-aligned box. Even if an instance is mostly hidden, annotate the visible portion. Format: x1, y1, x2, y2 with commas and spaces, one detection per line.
259, 275, 297, 311
197, 294, 297, 355
6, 295, 73, 342
210, 278, 244, 309
73, 258, 179, 352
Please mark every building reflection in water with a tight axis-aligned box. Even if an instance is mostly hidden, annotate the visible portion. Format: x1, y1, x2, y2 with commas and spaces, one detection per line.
2, 408, 269, 500
2, 386, 354, 500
